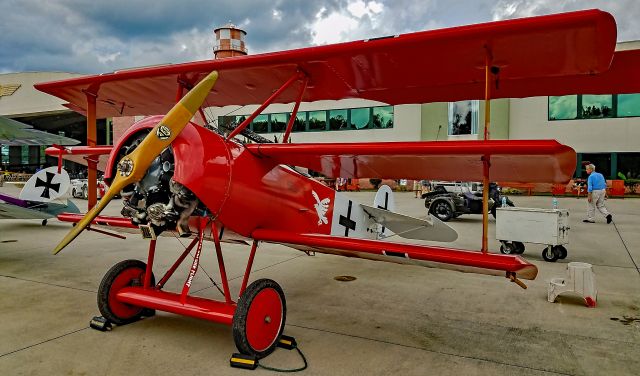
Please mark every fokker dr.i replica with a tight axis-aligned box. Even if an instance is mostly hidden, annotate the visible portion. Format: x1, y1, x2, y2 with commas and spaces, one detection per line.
35, 10, 639, 359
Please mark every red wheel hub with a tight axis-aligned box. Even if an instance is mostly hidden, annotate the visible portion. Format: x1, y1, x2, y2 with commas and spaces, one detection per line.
246, 287, 283, 352
109, 267, 145, 319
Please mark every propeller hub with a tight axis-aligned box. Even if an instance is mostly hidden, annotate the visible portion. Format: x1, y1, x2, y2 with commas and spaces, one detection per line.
118, 157, 134, 177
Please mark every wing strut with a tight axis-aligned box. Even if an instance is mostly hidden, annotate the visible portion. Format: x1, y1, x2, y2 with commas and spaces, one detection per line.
225, 70, 305, 141
84, 89, 99, 210
481, 50, 499, 254
282, 75, 309, 143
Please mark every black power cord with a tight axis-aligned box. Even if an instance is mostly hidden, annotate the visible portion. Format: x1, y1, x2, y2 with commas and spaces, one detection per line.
257, 346, 308, 373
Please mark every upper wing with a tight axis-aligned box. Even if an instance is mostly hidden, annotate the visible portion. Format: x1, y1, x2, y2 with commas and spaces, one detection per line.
247, 139, 576, 183
34, 10, 616, 118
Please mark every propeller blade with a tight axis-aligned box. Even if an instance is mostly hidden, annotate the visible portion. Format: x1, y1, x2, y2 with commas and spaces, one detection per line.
52, 71, 219, 254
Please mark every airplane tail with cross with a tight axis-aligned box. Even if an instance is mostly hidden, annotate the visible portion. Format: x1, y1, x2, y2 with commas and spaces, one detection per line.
329, 185, 457, 243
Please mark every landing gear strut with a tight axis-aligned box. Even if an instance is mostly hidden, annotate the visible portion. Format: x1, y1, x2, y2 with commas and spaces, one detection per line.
93, 217, 286, 358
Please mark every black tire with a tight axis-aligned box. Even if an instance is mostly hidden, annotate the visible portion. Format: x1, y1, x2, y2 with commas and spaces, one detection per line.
513, 242, 525, 254
41, 219, 48, 226
542, 247, 559, 262
97, 259, 155, 325
82, 186, 88, 200
500, 242, 515, 255
233, 279, 286, 359
430, 200, 454, 222
556, 245, 568, 259
71, 188, 77, 198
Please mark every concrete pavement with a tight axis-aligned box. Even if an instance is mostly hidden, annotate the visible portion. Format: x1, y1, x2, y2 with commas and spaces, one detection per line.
1, 187, 639, 375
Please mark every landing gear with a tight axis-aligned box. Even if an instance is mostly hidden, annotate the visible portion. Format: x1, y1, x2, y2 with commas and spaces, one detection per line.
233, 279, 286, 358
92, 220, 288, 362
97, 259, 155, 325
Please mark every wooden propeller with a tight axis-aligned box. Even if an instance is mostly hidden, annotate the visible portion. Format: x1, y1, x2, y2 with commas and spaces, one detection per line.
52, 71, 219, 254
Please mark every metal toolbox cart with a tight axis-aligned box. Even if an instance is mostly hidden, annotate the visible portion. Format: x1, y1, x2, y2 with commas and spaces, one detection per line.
496, 207, 570, 262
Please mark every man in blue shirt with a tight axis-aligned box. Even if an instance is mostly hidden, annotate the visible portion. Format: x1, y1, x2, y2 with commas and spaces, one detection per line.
583, 163, 613, 224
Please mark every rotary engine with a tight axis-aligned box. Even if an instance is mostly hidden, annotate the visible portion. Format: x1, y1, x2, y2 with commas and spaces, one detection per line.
116, 133, 200, 237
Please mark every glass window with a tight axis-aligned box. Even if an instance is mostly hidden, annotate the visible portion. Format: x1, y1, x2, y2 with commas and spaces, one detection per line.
251, 114, 269, 133
617, 94, 640, 117
617, 153, 640, 180
581, 153, 612, 179
581, 95, 613, 119
1, 145, 8, 165
448, 101, 477, 135
308, 111, 327, 131
372, 106, 394, 129
329, 109, 348, 130
549, 95, 578, 120
350, 108, 370, 129
21, 146, 29, 165
219, 29, 230, 39
235, 115, 247, 127
293, 112, 307, 132
270, 113, 288, 133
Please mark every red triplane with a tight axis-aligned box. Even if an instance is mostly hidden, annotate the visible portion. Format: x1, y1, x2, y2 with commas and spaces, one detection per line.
36, 10, 639, 360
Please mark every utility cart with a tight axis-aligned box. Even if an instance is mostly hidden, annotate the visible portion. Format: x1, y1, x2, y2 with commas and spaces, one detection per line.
496, 207, 570, 262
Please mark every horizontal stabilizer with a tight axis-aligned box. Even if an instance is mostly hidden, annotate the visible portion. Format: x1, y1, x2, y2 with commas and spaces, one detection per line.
361, 204, 457, 242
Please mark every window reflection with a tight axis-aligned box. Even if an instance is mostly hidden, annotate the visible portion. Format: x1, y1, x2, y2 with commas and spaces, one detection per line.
581, 95, 613, 119
448, 101, 477, 135
308, 111, 327, 131
372, 106, 393, 129
549, 96, 578, 120
350, 108, 370, 129
329, 109, 348, 130
252, 114, 269, 133
618, 94, 640, 117
270, 113, 287, 133
293, 113, 307, 132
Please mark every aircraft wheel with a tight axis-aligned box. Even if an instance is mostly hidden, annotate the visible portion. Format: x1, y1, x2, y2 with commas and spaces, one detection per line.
82, 186, 88, 199
71, 188, 77, 198
41, 219, 48, 226
97, 259, 155, 325
233, 278, 286, 359
542, 246, 559, 262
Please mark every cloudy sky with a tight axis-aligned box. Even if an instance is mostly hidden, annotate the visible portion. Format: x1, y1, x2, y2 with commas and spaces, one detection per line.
1, 0, 638, 74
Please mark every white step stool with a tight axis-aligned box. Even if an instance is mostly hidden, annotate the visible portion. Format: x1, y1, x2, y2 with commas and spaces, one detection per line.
548, 262, 597, 307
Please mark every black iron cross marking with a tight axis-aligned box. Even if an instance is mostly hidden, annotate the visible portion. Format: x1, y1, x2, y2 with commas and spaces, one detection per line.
339, 200, 356, 236
35, 172, 60, 199
377, 191, 389, 234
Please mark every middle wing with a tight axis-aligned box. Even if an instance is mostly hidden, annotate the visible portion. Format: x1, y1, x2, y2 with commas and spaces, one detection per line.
248, 139, 576, 183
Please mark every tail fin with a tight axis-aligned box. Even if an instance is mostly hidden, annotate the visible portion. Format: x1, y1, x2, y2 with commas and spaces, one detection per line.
373, 185, 395, 212
373, 185, 395, 238
19, 167, 70, 203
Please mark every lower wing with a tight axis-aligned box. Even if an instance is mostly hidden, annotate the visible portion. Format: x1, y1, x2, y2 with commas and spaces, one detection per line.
252, 229, 537, 281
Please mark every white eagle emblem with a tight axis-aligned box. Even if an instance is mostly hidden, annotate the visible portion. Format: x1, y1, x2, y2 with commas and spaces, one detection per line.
312, 190, 330, 225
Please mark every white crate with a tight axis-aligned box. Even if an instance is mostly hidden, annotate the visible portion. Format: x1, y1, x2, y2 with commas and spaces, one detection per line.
496, 207, 569, 246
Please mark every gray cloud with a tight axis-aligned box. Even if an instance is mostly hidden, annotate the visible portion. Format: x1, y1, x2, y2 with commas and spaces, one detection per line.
0, 0, 638, 74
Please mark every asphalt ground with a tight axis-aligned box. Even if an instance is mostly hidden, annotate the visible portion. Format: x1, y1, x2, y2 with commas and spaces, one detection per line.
1, 185, 639, 375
